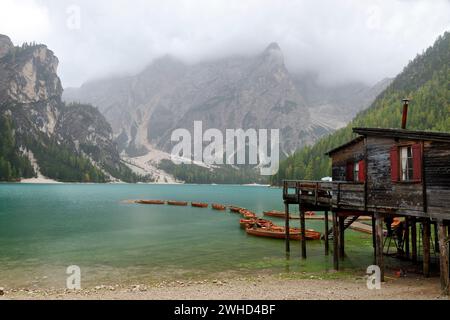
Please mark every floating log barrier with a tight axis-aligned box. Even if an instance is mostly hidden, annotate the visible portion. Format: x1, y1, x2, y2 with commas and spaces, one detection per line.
212, 204, 226, 211
191, 202, 209, 208
167, 201, 188, 206
135, 200, 165, 205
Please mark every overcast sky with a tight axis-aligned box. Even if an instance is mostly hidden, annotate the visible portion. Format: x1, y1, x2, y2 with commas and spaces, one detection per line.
1, 0, 449, 87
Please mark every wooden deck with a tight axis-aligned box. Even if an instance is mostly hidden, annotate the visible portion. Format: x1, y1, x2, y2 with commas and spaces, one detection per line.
283, 180, 373, 214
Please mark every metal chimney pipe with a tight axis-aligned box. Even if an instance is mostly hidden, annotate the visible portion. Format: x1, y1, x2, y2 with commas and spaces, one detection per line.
401, 99, 409, 129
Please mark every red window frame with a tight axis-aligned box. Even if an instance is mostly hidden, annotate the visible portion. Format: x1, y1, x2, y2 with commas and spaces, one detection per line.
390, 143, 422, 183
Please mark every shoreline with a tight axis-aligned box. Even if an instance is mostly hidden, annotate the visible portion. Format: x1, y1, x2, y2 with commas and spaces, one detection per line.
1, 273, 446, 300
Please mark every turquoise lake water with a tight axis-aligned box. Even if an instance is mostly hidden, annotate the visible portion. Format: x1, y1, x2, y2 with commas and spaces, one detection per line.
0, 184, 375, 288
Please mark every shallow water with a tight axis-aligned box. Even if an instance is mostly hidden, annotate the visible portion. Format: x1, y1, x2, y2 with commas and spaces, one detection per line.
0, 184, 375, 288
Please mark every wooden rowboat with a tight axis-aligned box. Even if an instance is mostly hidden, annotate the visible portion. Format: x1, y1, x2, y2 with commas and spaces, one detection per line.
240, 218, 273, 229
167, 201, 188, 206
135, 200, 165, 205
263, 210, 300, 219
246, 226, 321, 240
191, 202, 209, 208
243, 212, 257, 219
229, 206, 243, 213
212, 204, 226, 211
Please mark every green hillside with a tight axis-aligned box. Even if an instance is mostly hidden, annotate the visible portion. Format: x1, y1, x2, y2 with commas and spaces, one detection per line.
271, 32, 450, 185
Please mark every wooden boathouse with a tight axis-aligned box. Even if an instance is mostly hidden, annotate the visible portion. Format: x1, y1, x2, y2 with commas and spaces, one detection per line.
283, 100, 450, 294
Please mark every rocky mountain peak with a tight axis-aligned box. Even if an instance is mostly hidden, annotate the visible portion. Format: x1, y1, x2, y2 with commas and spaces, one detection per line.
265, 42, 281, 51
260, 42, 284, 67
0, 34, 13, 59
0, 42, 62, 105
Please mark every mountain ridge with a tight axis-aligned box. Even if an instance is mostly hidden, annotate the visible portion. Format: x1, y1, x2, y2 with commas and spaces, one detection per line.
0, 34, 144, 182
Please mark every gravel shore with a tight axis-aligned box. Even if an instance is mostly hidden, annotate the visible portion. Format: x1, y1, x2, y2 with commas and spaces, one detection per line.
1, 274, 447, 300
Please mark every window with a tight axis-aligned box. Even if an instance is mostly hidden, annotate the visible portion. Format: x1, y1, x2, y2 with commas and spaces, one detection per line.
390, 143, 422, 183
400, 146, 413, 181
346, 160, 365, 182
353, 162, 360, 181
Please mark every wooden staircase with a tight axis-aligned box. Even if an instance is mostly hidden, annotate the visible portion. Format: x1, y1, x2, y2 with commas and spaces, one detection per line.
323, 216, 359, 240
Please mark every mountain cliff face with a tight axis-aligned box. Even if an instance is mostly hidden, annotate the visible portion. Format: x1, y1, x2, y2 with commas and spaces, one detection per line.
0, 34, 141, 182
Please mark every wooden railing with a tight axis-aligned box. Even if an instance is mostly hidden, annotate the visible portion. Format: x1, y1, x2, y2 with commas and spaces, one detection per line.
283, 180, 366, 210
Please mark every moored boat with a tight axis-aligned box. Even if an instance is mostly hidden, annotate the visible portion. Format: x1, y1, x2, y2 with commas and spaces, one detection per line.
239, 209, 257, 219
229, 206, 243, 213
246, 226, 321, 240
243, 212, 257, 219
191, 202, 209, 208
263, 210, 300, 219
239, 218, 273, 229
212, 204, 226, 211
167, 201, 188, 206
135, 200, 165, 205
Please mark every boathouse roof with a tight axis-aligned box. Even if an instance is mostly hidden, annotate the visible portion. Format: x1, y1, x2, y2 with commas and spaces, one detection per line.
325, 128, 450, 156
353, 127, 450, 142
325, 136, 364, 156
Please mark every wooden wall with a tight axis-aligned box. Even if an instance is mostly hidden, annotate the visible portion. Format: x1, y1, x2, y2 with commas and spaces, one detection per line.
330, 135, 450, 220
366, 136, 424, 215
425, 141, 450, 219
331, 139, 365, 181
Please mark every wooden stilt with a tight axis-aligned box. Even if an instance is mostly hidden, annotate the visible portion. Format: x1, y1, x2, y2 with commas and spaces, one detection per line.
300, 206, 306, 259
437, 221, 449, 295
285, 202, 290, 253
423, 219, 431, 278
404, 217, 410, 258
375, 213, 385, 282
372, 214, 377, 265
324, 210, 329, 256
339, 215, 345, 260
411, 216, 417, 263
332, 211, 339, 271
434, 223, 439, 254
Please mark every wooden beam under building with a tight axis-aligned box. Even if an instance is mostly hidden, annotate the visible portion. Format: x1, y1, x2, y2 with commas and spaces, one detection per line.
324, 210, 329, 256
300, 206, 306, 259
332, 211, 339, 271
339, 216, 345, 260
285, 202, 290, 253
404, 217, 410, 259
375, 213, 385, 282
423, 219, 431, 278
437, 221, 449, 295
411, 217, 417, 263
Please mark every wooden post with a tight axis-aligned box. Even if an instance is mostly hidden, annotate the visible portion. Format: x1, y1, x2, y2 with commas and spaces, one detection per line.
375, 213, 385, 282
300, 206, 306, 259
285, 202, 290, 253
437, 221, 449, 295
404, 217, 410, 259
423, 219, 431, 278
372, 214, 377, 265
324, 210, 329, 255
332, 211, 339, 270
434, 223, 439, 254
411, 216, 417, 263
339, 215, 345, 260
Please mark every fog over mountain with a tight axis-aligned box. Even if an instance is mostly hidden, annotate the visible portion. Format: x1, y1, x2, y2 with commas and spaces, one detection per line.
1, 0, 449, 88
63, 42, 391, 157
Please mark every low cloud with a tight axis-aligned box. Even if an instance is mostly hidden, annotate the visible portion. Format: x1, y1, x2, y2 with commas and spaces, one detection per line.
1, 0, 449, 87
